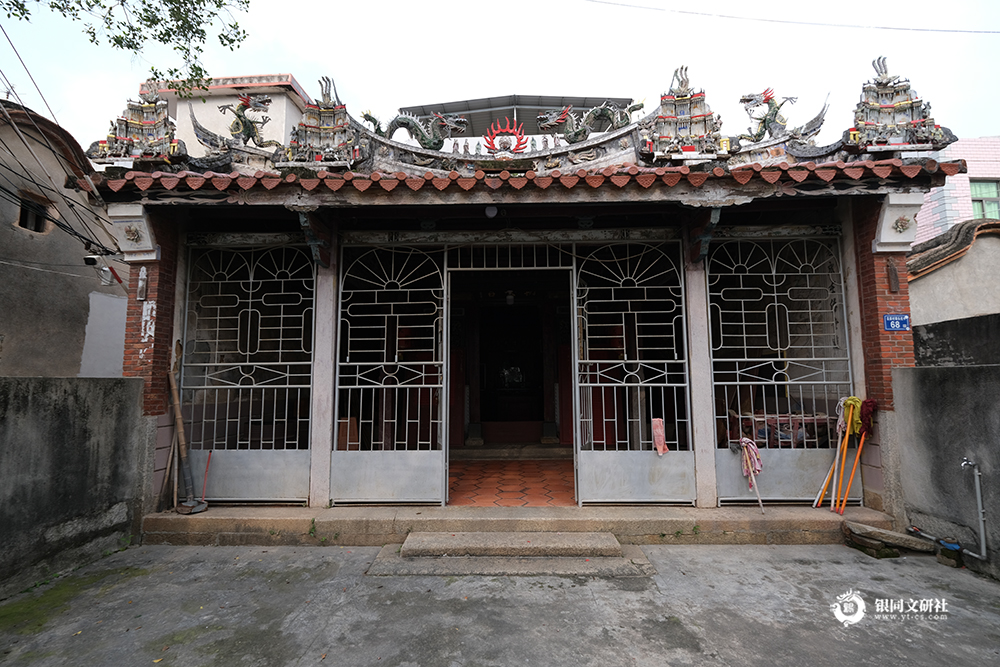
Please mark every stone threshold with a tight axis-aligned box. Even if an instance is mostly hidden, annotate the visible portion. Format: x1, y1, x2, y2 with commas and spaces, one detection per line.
142, 505, 892, 548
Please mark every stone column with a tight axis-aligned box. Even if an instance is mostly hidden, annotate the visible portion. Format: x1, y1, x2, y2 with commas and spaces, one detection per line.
308, 263, 337, 507
685, 261, 719, 508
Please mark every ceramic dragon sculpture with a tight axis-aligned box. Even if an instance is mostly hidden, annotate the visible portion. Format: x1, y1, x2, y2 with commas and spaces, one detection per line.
738, 89, 827, 144
361, 111, 469, 151
537, 100, 644, 144
217, 94, 284, 149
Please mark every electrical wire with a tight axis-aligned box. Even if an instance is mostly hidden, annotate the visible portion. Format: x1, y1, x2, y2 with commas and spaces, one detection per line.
0, 90, 118, 250
0, 35, 120, 250
0, 131, 120, 237
0, 142, 115, 252
0, 181, 108, 248
0, 257, 94, 279
584, 0, 1000, 34
0, 253, 111, 268
0, 23, 59, 122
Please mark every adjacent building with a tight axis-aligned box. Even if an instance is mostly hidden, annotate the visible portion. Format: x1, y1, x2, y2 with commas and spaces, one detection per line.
0, 100, 127, 377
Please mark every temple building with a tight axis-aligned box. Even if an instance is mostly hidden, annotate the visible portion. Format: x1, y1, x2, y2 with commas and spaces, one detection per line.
82, 59, 962, 515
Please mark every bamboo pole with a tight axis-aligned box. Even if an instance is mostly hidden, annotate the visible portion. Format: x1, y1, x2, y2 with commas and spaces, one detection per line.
839, 432, 867, 515
813, 455, 837, 508
832, 404, 854, 512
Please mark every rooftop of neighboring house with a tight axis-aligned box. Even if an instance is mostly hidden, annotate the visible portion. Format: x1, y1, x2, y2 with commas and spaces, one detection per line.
915, 136, 1000, 244
908, 216, 1000, 280
1, 99, 96, 180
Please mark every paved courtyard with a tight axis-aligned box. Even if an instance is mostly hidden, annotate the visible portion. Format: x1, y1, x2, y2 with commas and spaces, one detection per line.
2, 544, 998, 666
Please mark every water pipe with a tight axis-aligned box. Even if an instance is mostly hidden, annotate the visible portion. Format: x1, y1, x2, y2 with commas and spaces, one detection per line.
907, 457, 988, 561
961, 457, 988, 561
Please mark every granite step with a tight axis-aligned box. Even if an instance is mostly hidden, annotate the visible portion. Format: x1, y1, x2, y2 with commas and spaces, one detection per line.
399, 531, 623, 558
141, 505, 895, 548
368, 531, 654, 576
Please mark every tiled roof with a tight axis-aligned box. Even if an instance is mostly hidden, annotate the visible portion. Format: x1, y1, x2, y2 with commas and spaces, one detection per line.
908, 217, 1000, 279
83, 158, 965, 196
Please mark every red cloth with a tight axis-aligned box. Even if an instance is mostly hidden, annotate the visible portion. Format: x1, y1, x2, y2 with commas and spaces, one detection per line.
652, 418, 667, 456
860, 399, 878, 436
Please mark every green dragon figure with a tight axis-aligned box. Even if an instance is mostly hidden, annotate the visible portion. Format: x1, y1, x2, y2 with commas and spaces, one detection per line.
738, 89, 798, 143
361, 111, 468, 151
217, 94, 283, 149
537, 100, 644, 144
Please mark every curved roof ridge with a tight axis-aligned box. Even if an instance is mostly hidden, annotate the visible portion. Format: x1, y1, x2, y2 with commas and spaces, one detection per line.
908, 218, 1000, 279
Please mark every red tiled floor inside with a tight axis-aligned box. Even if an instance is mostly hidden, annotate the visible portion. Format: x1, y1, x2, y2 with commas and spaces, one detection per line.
448, 459, 575, 507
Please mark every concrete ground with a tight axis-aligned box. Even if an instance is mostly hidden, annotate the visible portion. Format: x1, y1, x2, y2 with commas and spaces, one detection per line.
1, 544, 998, 667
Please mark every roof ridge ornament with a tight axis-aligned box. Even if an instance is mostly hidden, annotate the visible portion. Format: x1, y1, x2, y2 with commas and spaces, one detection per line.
317, 76, 342, 108
362, 110, 468, 151
537, 100, 643, 145
483, 117, 528, 157
872, 56, 899, 86
641, 66, 729, 164
669, 66, 691, 96
845, 56, 956, 155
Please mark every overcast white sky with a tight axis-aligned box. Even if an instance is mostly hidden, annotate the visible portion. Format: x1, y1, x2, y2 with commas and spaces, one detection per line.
3, 0, 999, 150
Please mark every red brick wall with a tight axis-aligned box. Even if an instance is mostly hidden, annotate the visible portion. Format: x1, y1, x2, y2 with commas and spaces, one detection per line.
853, 198, 915, 410
122, 213, 178, 416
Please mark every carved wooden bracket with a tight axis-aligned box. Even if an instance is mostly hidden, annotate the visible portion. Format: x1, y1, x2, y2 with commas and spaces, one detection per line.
688, 207, 721, 264
294, 208, 332, 268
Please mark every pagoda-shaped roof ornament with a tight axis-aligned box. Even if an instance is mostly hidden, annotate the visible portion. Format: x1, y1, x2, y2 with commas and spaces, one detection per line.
85, 84, 182, 165
640, 66, 728, 164
283, 76, 362, 167
846, 56, 956, 154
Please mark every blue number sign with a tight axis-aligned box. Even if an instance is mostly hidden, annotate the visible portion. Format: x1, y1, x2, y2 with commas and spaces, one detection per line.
883, 314, 911, 331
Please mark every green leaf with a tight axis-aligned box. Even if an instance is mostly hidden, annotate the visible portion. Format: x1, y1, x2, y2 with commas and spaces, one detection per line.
2, 0, 249, 94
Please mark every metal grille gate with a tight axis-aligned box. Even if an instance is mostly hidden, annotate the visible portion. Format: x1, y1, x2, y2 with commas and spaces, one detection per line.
707, 238, 856, 502
331, 247, 445, 502
182, 246, 315, 502
575, 243, 695, 503
331, 239, 697, 505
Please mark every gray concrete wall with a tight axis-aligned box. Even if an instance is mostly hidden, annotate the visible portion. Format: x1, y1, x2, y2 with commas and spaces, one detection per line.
0, 377, 150, 598
894, 366, 1000, 579
909, 235, 1000, 326
1, 118, 128, 378
914, 312, 1000, 367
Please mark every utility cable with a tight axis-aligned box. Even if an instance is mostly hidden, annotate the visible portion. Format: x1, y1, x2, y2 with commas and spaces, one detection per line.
0, 132, 115, 253
0, 181, 108, 249
585, 0, 1000, 34
0, 23, 60, 121
0, 110, 118, 254
0, 257, 94, 279
0, 73, 116, 241
0, 130, 120, 234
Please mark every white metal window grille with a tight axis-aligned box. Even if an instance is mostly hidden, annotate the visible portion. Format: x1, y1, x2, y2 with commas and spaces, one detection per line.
576, 243, 690, 452
446, 243, 574, 270
708, 239, 851, 450
336, 247, 445, 451
182, 246, 315, 451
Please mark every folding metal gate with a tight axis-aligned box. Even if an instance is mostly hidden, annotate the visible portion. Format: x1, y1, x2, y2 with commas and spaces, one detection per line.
331, 247, 446, 502
707, 238, 857, 502
181, 246, 315, 501
575, 243, 695, 503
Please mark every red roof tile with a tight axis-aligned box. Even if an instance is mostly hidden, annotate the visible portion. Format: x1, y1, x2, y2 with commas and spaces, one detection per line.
94, 158, 965, 199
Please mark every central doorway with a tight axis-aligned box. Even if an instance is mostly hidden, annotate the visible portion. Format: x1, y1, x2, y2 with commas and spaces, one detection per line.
447, 268, 576, 506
